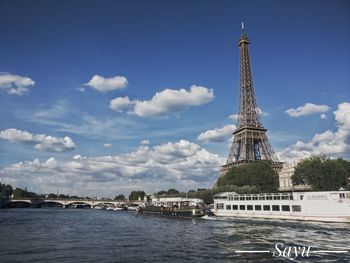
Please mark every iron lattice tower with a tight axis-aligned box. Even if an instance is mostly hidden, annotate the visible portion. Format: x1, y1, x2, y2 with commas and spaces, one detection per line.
221, 28, 283, 175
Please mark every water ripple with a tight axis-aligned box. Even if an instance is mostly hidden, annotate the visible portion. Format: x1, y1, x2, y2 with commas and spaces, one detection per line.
0, 209, 349, 262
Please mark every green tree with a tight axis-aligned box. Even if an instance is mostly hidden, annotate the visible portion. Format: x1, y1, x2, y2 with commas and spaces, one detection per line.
114, 194, 126, 200
167, 189, 179, 195
0, 183, 13, 199
156, 190, 168, 196
292, 155, 350, 191
129, 191, 146, 201
12, 187, 36, 198
47, 193, 57, 198
216, 161, 279, 193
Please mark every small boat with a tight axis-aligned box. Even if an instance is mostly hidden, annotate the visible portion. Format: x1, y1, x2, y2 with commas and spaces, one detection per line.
137, 197, 206, 218
113, 205, 127, 211
126, 204, 138, 211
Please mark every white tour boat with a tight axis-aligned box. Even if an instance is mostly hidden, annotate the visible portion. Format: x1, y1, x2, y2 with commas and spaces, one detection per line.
213, 191, 350, 223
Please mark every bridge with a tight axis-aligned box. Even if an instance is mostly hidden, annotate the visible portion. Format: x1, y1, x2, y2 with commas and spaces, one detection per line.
9, 198, 145, 208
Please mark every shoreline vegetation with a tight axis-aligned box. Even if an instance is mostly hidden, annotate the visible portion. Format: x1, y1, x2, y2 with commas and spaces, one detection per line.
1, 155, 349, 208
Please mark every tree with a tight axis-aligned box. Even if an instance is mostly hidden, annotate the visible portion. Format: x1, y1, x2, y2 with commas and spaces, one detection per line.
197, 188, 207, 192
216, 161, 279, 193
156, 190, 168, 196
129, 191, 146, 201
0, 183, 13, 199
47, 193, 57, 198
167, 189, 179, 195
292, 155, 350, 191
114, 194, 126, 200
12, 187, 36, 198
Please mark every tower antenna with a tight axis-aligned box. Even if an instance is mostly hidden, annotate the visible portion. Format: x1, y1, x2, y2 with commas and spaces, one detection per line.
241, 22, 244, 31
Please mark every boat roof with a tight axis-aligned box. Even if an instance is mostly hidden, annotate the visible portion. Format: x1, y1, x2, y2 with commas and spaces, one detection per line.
214, 191, 350, 197
214, 192, 237, 196
155, 197, 204, 203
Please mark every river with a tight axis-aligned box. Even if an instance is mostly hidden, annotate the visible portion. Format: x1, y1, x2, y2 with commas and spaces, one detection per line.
0, 208, 349, 262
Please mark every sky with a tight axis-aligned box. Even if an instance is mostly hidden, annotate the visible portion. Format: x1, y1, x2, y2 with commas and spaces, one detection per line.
0, 0, 349, 197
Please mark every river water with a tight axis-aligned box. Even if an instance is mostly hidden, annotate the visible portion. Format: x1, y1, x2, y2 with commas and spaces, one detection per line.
0, 208, 349, 262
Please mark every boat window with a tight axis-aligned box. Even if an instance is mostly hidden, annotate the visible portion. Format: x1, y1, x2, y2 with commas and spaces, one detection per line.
281, 195, 289, 200
282, 205, 290, 212
247, 205, 253, 210
292, 205, 301, 212
300, 195, 304, 200
219, 203, 224, 210
266, 196, 272, 200
273, 196, 281, 200
263, 205, 270, 211
255, 205, 261, 211
272, 205, 280, 211
220, 196, 227, 199
252, 196, 258, 200
228, 195, 233, 201
259, 196, 265, 200
232, 205, 238, 210
239, 205, 245, 210
226, 205, 231, 210
246, 196, 252, 200
216, 203, 219, 210
239, 196, 245, 201
340, 193, 345, 199
234, 196, 239, 201
289, 195, 293, 200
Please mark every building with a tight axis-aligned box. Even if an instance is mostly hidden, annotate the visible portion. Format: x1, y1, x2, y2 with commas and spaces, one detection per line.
278, 161, 312, 191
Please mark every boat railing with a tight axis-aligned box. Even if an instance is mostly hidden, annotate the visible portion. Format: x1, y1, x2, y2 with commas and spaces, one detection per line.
214, 193, 294, 201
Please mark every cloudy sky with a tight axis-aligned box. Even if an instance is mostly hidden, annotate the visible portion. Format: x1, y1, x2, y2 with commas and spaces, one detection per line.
0, 0, 349, 197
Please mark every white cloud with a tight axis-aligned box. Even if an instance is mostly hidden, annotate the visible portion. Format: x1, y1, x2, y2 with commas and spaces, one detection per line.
109, 96, 135, 112
140, 140, 150, 145
280, 102, 350, 160
197, 124, 235, 143
320, 114, 327, 119
129, 85, 214, 117
0, 73, 35, 95
228, 114, 238, 121
76, 87, 86, 92
0, 128, 75, 152
85, 74, 128, 92
0, 140, 225, 196
286, 103, 330, 117
19, 100, 140, 140
256, 107, 269, 116
103, 143, 112, 148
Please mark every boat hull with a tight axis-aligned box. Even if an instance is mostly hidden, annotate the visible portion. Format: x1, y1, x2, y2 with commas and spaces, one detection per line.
213, 211, 350, 223
137, 206, 205, 218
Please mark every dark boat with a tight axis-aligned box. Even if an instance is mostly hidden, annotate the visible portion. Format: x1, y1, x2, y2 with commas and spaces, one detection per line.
137, 197, 206, 218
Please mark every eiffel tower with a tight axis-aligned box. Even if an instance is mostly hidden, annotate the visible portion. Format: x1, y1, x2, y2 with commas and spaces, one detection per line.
221, 25, 283, 175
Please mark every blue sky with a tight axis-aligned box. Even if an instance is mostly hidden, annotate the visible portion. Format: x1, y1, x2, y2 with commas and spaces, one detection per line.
0, 0, 349, 196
